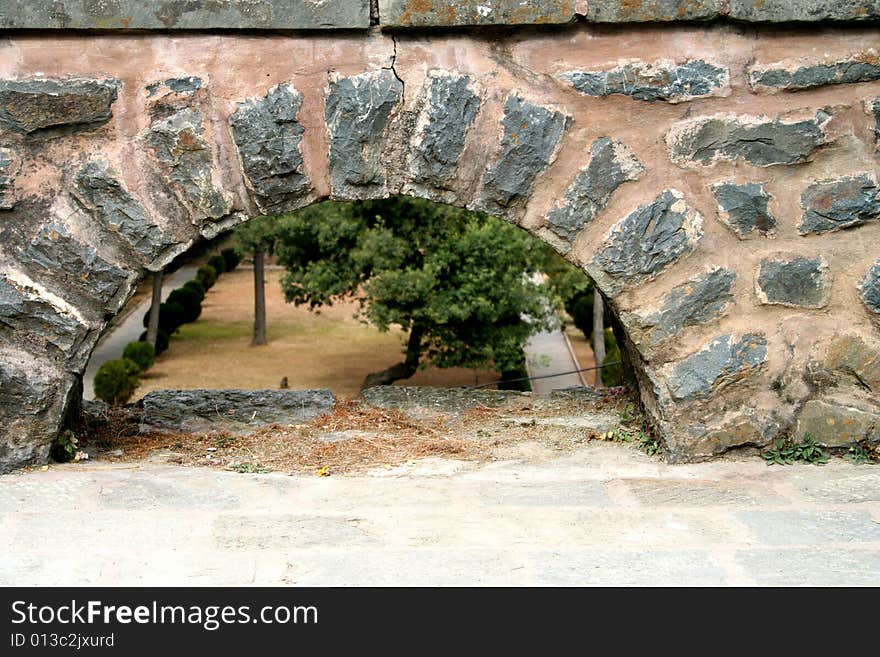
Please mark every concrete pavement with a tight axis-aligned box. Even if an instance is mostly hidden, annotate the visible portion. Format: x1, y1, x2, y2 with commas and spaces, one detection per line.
524, 329, 585, 393
2, 442, 878, 586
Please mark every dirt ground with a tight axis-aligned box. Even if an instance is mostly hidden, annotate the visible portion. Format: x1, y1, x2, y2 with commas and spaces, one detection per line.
135, 269, 502, 400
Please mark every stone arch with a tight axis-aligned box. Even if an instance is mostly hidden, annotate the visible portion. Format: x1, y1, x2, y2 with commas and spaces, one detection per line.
2, 24, 880, 472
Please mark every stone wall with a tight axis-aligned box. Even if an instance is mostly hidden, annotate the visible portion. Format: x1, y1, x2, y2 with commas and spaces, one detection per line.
1, 11, 879, 470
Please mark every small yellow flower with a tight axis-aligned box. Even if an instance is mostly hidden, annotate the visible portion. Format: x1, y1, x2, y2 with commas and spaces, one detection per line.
317, 466, 330, 477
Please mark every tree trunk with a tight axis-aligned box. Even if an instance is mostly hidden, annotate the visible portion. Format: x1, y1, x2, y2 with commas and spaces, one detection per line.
252, 249, 267, 346
593, 293, 605, 387
146, 269, 163, 347
361, 324, 424, 389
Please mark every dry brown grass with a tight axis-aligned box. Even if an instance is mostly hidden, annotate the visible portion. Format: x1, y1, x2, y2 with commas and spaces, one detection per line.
135, 269, 499, 400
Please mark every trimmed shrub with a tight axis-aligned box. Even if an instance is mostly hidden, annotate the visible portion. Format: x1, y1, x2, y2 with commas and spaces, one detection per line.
570, 293, 594, 340
206, 254, 227, 275
122, 341, 155, 372
601, 328, 624, 387
196, 264, 217, 290
221, 247, 241, 272
166, 287, 202, 324
139, 330, 170, 356
182, 279, 206, 302
94, 358, 140, 406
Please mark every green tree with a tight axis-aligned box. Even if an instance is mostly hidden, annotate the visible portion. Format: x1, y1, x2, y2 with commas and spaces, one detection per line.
234, 215, 281, 346
273, 197, 554, 389
94, 358, 141, 406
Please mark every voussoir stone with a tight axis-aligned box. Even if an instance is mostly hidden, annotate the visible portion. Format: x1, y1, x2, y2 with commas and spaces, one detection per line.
666, 113, 828, 167
799, 174, 880, 234
0, 1, 370, 30
326, 70, 403, 200
409, 74, 481, 195
474, 95, 570, 216
73, 162, 178, 266
584, 0, 722, 22
755, 256, 829, 309
666, 333, 768, 401
862, 259, 880, 315
546, 138, 644, 244
0, 78, 118, 137
231, 84, 311, 214
590, 189, 703, 293
728, 0, 880, 22
558, 60, 728, 103
146, 106, 230, 221
140, 389, 336, 434
712, 182, 776, 238
0, 146, 16, 209
637, 268, 736, 345
795, 399, 880, 447
379, 0, 578, 26
749, 52, 880, 92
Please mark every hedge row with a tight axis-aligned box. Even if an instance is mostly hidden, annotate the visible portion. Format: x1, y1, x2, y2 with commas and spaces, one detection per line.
93, 248, 240, 406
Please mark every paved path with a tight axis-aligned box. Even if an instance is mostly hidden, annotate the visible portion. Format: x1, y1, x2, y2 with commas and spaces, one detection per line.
2, 444, 877, 586
524, 329, 585, 393
82, 266, 197, 400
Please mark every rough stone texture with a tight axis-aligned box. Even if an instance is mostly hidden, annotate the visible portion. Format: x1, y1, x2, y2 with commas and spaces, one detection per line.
871, 98, 880, 143
409, 75, 481, 194
0, 274, 89, 366
685, 413, 778, 458
325, 70, 403, 200
140, 389, 335, 434
0, 350, 74, 474
862, 259, 880, 316
475, 95, 570, 216
584, 1, 722, 22
545, 138, 644, 244
711, 182, 776, 238
749, 53, 880, 92
590, 190, 703, 293
666, 334, 768, 401
637, 268, 736, 345
145, 107, 230, 221
823, 335, 880, 393
795, 399, 880, 446
361, 386, 527, 417
231, 84, 311, 214
72, 162, 177, 266
666, 113, 828, 167
23, 222, 131, 310
559, 60, 728, 103
799, 174, 880, 234
0, 78, 118, 137
0, 1, 370, 30
379, 0, 578, 26
728, 1, 880, 22
0, 147, 15, 209
755, 257, 829, 309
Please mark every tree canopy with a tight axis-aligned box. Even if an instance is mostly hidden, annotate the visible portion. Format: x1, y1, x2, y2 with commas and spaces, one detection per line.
271, 196, 557, 387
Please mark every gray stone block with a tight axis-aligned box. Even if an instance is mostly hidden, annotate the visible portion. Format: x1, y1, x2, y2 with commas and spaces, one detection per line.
591, 189, 703, 292
667, 333, 768, 401
750, 55, 880, 92
862, 259, 880, 315
475, 95, 570, 216
799, 174, 880, 234
0, 1, 370, 30
559, 60, 728, 103
639, 268, 736, 344
737, 548, 880, 586
146, 107, 230, 221
545, 138, 643, 243
73, 161, 177, 265
325, 70, 403, 200
140, 389, 335, 434
822, 335, 880, 393
666, 113, 827, 167
584, 1, 722, 22
379, 0, 578, 26
712, 182, 776, 238
410, 75, 481, 193
0, 78, 118, 137
795, 399, 880, 446
728, 0, 880, 22
0, 147, 16, 209
755, 256, 829, 308
230, 84, 311, 213
737, 510, 880, 545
